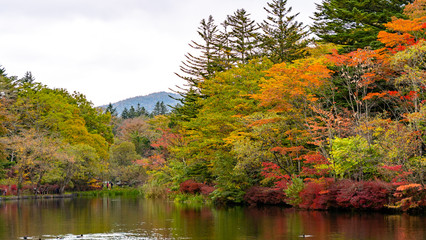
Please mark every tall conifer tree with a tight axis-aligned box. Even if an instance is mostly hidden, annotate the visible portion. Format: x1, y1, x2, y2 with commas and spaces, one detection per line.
260, 0, 309, 63
226, 9, 260, 64
173, 16, 222, 123
176, 15, 221, 86
312, 0, 413, 52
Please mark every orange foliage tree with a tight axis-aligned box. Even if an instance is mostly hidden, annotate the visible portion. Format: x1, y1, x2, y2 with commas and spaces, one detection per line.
251, 56, 332, 174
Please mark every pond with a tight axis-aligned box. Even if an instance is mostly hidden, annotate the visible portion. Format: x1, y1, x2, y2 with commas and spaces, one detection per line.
0, 197, 424, 240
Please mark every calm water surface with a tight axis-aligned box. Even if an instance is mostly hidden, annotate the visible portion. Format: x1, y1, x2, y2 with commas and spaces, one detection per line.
0, 197, 424, 240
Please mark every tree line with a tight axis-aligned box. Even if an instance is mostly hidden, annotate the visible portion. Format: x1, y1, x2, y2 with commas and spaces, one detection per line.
147, 0, 425, 209
0, 0, 424, 210
114, 101, 169, 119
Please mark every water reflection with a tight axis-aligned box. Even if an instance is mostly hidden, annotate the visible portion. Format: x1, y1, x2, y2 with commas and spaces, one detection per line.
0, 197, 424, 240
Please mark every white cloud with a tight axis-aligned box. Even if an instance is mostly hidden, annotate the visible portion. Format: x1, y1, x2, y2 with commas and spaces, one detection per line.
0, 0, 319, 106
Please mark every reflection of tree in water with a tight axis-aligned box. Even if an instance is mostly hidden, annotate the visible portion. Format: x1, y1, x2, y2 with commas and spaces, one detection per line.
0, 198, 424, 239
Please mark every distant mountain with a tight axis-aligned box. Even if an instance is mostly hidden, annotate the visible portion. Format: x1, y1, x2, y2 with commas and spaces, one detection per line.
101, 91, 181, 115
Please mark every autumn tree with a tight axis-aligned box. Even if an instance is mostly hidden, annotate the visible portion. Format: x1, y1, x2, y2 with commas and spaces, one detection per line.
0, 80, 112, 191
252, 56, 332, 175
0, 130, 63, 195
116, 117, 153, 157
404, 0, 426, 19
171, 59, 273, 202
327, 48, 391, 127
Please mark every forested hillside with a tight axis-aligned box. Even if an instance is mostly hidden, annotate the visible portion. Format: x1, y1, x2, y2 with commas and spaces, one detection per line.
101, 91, 180, 115
0, 0, 424, 211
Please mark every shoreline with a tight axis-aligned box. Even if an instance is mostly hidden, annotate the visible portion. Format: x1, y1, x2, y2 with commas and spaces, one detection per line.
0, 193, 76, 201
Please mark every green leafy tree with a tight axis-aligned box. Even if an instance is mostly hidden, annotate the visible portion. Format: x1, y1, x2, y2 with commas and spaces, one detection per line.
171, 59, 273, 202
68, 92, 113, 144
330, 136, 381, 180
109, 141, 141, 166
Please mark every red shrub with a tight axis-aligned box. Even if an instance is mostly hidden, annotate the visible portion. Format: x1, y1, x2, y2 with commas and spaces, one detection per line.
336, 180, 393, 210
200, 185, 215, 196
315, 180, 345, 209
179, 180, 213, 196
180, 180, 202, 194
299, 181, 328, 209
298, 178, 335, 210
244, 186, 287, 206
261, 162, 290, 190
301, 153, 331, 177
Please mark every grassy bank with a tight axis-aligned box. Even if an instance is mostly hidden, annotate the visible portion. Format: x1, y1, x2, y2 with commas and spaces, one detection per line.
74, 187, 144, 197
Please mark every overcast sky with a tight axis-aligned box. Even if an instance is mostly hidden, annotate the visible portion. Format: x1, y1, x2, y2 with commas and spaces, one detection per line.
0, 0, 320, 106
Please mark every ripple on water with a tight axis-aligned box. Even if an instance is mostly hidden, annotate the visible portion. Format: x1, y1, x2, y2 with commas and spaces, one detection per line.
34, 232, 172, 240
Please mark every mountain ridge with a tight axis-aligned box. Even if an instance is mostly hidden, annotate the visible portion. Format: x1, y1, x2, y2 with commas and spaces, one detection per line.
100, 91, 180, 115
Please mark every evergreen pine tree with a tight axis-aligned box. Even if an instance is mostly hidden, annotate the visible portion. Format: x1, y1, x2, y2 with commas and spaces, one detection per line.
121, 107, 129, 119
105, 103, 117, 117
226, 9, 261, 64
21, 71, 35, 84
260, 0, 309, 63
170, 88, 203, 122
0, 65, 6, 77
215, 21, 236, 71
136, 103, 148, 117
311, 0, 412, 52
160, 101, 168, 115
152, 101, 162, 116
173, 16, 222, 124
176, 15, 222, 87
128, 106, 136, 118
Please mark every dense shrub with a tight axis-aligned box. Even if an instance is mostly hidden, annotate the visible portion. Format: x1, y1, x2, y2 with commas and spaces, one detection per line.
298, 178, 334, 209
210, 187, 245, 205
180, 180, 214, 196
299, 181, 328, 209
390, 184, 425, 211
200, 185, 215, 196
180, 180, 202, 194
297, 179, 393, 210
244, 186, 287, 206
335, 180, 392, 210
